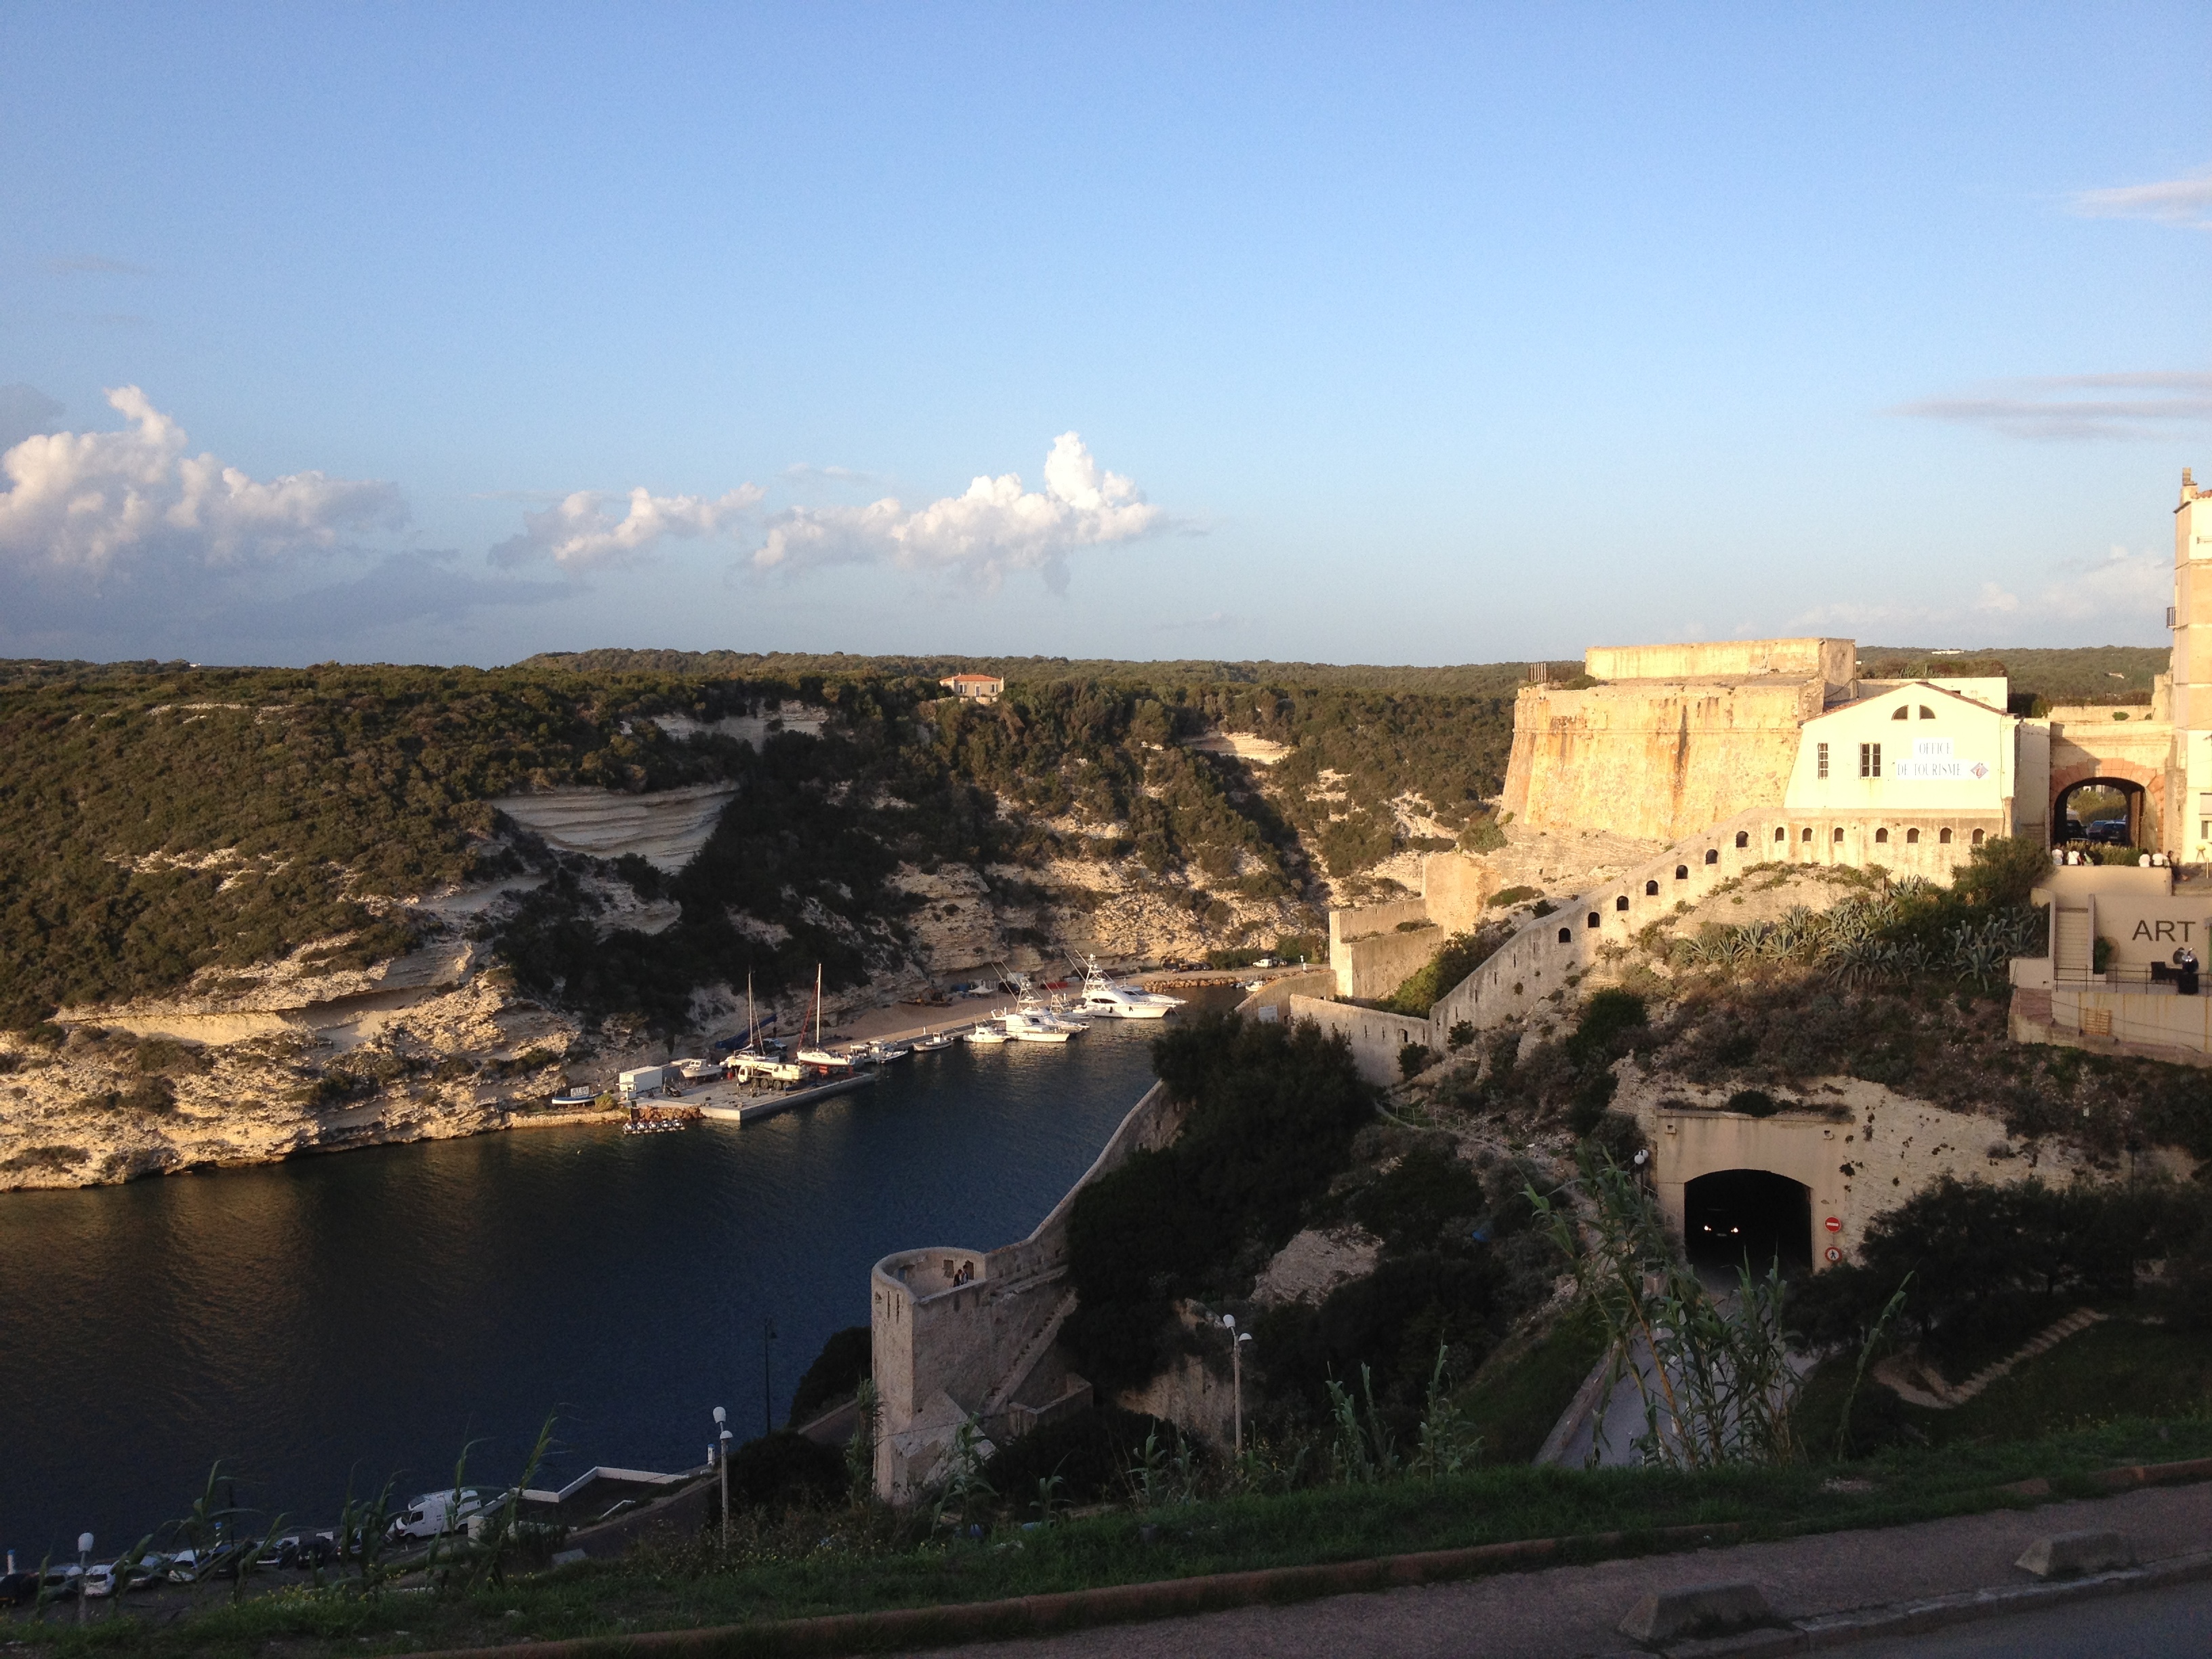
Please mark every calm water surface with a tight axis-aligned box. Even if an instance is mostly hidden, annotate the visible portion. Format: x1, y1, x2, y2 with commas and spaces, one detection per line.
0, 996, 1231, 1557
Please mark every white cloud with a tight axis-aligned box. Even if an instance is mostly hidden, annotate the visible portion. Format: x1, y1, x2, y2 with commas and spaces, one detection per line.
750, 432, 1164, 592
2070, 167, 2212, 229
0, 384, 66, 453
1791, 546, 2167, 642
1888, 371, 2212, 441
0, 386, 405, 576
491, 483, 764, 570
1981, 544, 2170, 625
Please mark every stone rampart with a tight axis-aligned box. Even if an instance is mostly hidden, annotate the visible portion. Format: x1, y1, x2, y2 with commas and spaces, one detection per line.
1286, 994, 1435, 1086
1427, 806, 2002, 1038
1584, 637, 1854, 689
1499, 680, 1820, 842
871, 1080, 1185, 1500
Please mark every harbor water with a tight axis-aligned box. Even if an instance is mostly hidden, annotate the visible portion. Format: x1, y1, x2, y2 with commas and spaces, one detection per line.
0, 993, 1236, 1557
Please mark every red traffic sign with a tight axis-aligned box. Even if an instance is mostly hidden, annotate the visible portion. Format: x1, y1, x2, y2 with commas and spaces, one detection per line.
1825, 1246, 1843, 1264
1824, 1216, 1843, 1233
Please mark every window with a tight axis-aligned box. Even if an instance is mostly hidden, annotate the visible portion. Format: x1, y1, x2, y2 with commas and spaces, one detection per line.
1557, 927, 1572, 944
1801, 827, 1814, 842
1704, 848, 1719, 865
1735, 830, 1749, 848
1859, 741, 1881, 778
1919, 705, 1935, 720
1939, 827, 1952, 844
1891, 705, 1909, 720
1906, 827, 1920, 844
1971, 828, 1984, 844
1675, 864, 1688, 879
1645, 879, 1659, 895
1615, 895, 1629, 911
1875, 827, 1889, 844
1817, 741, 1829, 779
1774, 826, 1786, 842
1834, 827, 1845, 842
1586, 912, 1601, 928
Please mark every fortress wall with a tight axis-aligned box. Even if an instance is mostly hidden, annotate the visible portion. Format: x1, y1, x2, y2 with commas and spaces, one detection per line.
1499, 680, 1820, 842
2049, 718, 2173, 844
1422, 851, 1500, 934
1583, 637, 1853, 688
1427, 807, 2003, 1038
1287, 994, 1435, 1086
1333, 926, 1442, 1000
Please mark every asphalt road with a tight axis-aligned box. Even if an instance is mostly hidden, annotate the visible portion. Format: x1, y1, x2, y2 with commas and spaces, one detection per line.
1854, 1577, 2212, 1657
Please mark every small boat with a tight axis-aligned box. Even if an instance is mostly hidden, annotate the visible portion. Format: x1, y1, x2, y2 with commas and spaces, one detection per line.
550, 1088, 598, 1109
965, 1022, 1010, 1045
910, 1029, 957, 1052
865, 1040, 912, 1063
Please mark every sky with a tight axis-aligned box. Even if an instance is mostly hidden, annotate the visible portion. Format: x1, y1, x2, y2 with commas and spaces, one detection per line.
0, 3, 2207, 669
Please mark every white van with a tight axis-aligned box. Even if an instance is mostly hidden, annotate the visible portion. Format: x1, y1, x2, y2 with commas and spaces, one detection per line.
387, 1488, 492, 1541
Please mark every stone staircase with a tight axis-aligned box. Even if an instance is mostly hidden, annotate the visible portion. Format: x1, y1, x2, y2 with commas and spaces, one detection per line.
1874, 1307, 2108, 1409
981, 1287, 1079, 1418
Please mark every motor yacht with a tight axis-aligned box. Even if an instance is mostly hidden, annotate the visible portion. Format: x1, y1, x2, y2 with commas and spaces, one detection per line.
998, 1006, 1076, 1043
964, 1021, 1010, 1045
1074, 956, 1185, 1019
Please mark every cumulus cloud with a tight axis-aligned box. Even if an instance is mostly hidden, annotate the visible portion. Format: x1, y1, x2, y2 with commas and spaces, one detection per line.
490, 483, 764, 570
0, 386, 405, 577
1888, 371, 2212, 441
750, 432, 1163, 592
2070, 167, 2212, 229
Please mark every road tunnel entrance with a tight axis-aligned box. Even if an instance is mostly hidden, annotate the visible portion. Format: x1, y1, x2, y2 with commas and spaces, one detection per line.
1683, 1168, 1812, 1274
2053, 778, 2147, 850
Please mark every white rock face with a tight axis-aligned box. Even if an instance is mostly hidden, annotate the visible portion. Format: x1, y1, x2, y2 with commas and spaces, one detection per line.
490, 783, 739, 871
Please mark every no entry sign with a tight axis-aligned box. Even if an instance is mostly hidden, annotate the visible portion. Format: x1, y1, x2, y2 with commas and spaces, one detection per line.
1824, 1216, 1843, 1233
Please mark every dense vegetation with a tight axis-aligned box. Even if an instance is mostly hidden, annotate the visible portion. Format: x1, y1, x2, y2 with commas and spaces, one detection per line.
1062, 1013, 1376, 1391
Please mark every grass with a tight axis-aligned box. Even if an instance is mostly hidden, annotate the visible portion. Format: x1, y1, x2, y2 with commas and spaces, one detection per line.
16, 1412, 2212, 1658
1459, 1302, 1608, 1463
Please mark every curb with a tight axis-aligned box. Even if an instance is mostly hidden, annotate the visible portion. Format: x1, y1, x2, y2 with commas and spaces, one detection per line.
1648, 1547, 2212, 1656
390, 1454, 2212, 1659
398, 1521, 1744, 1658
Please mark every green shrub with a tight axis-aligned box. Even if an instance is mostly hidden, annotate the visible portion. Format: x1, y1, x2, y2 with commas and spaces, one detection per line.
1726, 1088, 1779, 1117
1489, 885, 1540, 909
721, 1431, 846, 1513
983, 1404, 1180, 1504
787, 1326, 871, 1427
1399, 1042, 1436, 1079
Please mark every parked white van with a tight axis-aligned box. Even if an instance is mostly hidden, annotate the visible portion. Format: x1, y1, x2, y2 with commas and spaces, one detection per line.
387, 1488, 492, 1541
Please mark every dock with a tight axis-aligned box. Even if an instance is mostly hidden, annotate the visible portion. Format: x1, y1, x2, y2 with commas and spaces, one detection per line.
693, 1070, 878, 1125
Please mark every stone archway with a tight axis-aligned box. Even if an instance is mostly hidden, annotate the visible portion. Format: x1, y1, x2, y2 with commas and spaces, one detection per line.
2051, 773, 2152, 848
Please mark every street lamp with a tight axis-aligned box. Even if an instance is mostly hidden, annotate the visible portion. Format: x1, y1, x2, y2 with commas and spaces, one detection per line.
712, 1406, 732, 1558
76, 1533, 91, 1626
1219, 1315, 1253, 1455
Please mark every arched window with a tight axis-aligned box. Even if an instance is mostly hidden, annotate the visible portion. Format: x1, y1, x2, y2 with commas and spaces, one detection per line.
1586, 912, 1601, 928
1704, 848, 1719, 865
1735, 830, 1749, 848
1940, 827, 1952, 844
1557, 926, 1572, 944
1875, 827, 1889, 844
1615, 895, 1629, 911
1774, 825, 1786, 842
1906, 827, 1920, 844
1919, 705, 1935, 720
1891, 705, 1909, 720
1675, 864, 1689, 880
1801, 827, 1814, 842
1645, 879, 1660, 895
1833, 827, 1845, 843
1971, 828, 1984, 844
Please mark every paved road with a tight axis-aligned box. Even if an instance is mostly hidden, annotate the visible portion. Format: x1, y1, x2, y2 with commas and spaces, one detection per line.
1856, 1576, 2212, 1656
909, 1483, 2212, 1658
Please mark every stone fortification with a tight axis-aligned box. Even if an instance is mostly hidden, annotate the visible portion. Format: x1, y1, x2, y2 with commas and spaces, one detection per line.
870, 1080, 1187, 1501
1583, 636, 1854, 691
1499, 678, 1824, 843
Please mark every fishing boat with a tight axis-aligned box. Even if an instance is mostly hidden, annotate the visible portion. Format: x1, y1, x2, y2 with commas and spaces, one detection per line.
1073, 955, 1184, 1019
998, 1006, 1076, 1043
863, 1040, 912, 1063
910, 1029, 957, 1052
965, 1021, 1010, 1045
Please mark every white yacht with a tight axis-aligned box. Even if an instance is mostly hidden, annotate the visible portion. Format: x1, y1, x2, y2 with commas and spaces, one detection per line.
1074, 956, 1184, 1020
965, 1021, 1010, 1045
998, 1006, 1076, 1043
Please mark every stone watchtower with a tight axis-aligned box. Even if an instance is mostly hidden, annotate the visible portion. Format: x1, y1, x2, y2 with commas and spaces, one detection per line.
2170, 470, 2212, 857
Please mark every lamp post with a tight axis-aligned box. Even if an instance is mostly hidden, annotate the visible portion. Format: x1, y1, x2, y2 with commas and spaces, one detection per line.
1220, 1315, 1252, 1455
712, 1406, 732, 1559
761, 1317, 778, 1438
76, 1534, 91, 1626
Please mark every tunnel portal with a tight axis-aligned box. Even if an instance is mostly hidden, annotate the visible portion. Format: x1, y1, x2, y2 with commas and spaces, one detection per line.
1682, 1168, 1813, 1274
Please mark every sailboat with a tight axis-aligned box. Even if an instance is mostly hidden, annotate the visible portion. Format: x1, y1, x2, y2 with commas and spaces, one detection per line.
729, 975, 801, 1084
796, 966, 853, 1069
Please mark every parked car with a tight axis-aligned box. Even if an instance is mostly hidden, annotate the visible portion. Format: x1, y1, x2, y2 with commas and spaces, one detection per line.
0, 1570, 38, 1607
388, 1488, 493, 1541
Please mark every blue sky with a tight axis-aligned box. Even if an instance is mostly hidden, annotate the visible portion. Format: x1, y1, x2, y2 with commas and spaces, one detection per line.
1, 3, 2206, 667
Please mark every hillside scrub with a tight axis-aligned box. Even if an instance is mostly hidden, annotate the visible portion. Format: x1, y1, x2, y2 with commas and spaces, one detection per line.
1377, 924, 1513, 1015
1062, 1013, 1376, 1391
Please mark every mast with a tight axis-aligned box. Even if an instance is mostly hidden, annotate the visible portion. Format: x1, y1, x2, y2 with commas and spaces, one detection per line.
815, 964, 823, 1048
